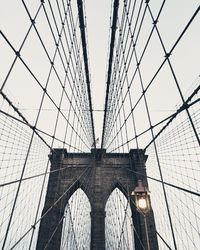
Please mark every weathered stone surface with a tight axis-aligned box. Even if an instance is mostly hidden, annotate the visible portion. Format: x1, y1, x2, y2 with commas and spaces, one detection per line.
36, 148, 158, 250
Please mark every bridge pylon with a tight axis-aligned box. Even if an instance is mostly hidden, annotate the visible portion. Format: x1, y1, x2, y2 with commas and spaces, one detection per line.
36, 148, 158, 250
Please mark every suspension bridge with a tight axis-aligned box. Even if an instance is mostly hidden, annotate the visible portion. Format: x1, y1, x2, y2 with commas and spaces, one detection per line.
0, 0, 199, 249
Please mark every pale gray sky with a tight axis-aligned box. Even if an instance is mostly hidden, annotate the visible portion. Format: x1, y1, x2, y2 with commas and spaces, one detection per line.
0, 0, 199, 146
0, 1, 200, 249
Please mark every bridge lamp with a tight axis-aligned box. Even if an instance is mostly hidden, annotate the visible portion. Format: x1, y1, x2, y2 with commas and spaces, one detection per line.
131, 180, 150, 214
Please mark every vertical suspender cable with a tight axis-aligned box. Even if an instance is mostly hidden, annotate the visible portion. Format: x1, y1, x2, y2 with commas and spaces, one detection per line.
77, 0, 96, 148
101, 0, 119, 149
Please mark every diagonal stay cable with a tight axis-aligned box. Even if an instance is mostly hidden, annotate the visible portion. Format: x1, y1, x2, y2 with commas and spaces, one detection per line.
117, 182, 173, 250
0, 107, 84, 152
21, 0, 94, 147
146, 2, 200, 146
144, 83, 200, 150
105, 4, 200, 151
9, 166, 91, 250
126, 168, 200, 197
110, 90, 200, 152
0, 47, 90, 151
0, 163, 90, 188
44, 164, 94, 249
0, 2, 43, 92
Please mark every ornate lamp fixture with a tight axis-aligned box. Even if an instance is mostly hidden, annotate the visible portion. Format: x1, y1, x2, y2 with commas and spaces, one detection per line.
131, 179, 150, 214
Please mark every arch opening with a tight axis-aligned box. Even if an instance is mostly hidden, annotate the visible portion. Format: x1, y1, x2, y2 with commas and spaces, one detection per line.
60, 188, 91, 249
105, 188, 135, 250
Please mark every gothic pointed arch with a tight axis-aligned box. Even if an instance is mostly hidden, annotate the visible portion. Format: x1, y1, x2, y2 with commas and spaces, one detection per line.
60, 188, 91, 250
105, 187, 135, 249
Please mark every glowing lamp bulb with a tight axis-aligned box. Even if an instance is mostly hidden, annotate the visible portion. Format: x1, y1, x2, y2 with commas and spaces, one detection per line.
132, 180, 151, 213
138, 197, 148, 210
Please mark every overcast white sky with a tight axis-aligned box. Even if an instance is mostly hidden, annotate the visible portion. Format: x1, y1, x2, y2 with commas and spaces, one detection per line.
0, 1, 200, 249
84, 0, 200, 142
0, 0, 199, 146
84, 0, 111, 141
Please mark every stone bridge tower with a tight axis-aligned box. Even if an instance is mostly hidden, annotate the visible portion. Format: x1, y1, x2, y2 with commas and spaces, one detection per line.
36, 149, 158, 250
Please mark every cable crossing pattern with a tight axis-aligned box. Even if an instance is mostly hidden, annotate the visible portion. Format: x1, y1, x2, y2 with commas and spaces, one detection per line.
0, 0, 200, 249
0, 0, 95, 249
101, 0, 200, 249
